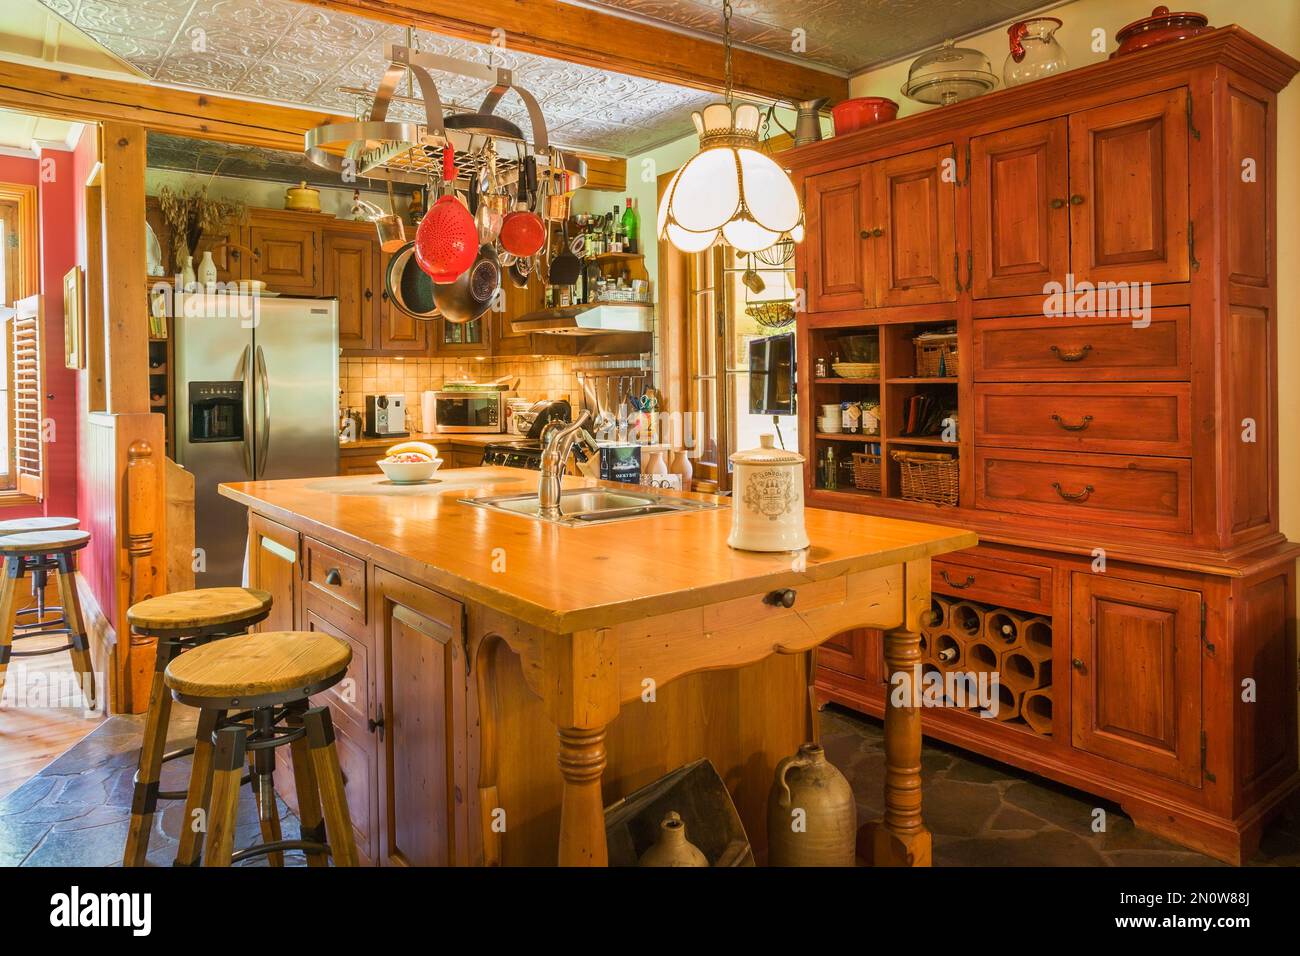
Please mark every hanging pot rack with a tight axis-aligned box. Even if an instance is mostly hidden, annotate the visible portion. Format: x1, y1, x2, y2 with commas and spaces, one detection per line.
305, 44, 587, 196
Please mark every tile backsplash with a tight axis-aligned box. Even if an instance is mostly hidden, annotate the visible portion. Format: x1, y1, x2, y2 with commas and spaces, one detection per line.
340, 355, 626, 433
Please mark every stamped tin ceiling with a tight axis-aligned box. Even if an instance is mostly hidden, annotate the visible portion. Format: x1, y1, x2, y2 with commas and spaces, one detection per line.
35, 0, 722, 155
570, 0, 1057, 74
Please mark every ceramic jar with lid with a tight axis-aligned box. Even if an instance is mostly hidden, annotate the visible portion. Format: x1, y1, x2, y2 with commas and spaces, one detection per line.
728, 434, 809, 552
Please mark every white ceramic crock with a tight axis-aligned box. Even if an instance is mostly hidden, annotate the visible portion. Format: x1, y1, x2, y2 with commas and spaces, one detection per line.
728, 434, 810, 552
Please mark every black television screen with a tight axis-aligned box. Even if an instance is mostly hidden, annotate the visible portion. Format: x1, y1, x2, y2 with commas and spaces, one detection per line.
748, 332, 796, 416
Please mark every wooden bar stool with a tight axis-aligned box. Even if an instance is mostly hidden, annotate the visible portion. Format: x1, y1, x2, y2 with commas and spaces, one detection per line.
121, 587, 273, 867
164, 631, 359, 867
0, 517, 79, 634
0, 529, 95, 710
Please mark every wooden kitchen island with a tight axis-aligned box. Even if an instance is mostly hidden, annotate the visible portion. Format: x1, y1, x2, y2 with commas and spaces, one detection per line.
220, 468, 975, 866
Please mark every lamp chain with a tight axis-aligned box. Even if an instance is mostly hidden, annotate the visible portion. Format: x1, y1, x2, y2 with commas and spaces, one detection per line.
722, 0, 733, 105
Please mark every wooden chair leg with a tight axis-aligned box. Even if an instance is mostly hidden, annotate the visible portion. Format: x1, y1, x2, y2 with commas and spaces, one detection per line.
286, 703, 328, 867
203, 724, 247, 867
122, 639, 180, 867
174, 707, 224, 867
0, 557, 20, 704
303, 706, 358, 867
55, 552, 95, 710
247, 749, 285, 866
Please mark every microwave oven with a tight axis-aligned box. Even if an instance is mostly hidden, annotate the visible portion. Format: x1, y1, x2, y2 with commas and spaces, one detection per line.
433, 390, 506, 433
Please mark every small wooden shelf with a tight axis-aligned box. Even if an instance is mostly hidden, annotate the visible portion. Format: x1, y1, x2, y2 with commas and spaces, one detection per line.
813, 485, 882, 500
814, 377, 880, 385
589, 252, 644, 263
886, 377, 958, 384
888, 435, 958, 448
815, 432, 883, 443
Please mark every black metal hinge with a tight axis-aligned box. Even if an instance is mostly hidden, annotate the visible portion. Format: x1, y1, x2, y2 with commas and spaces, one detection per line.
461, 607, 471, 676
1189, 220, 1200, 272
1201, 731, 1216, 782
1187, 93, 1201, 140
1200, 603, 1214, 655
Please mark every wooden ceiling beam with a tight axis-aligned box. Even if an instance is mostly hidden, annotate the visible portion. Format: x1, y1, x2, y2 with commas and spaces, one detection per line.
300, 0, 848, 104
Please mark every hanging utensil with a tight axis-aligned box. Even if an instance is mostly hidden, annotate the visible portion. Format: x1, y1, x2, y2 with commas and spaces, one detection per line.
374, 176, 407, 252
434, 244, 501, 323
549, 217, 581, 286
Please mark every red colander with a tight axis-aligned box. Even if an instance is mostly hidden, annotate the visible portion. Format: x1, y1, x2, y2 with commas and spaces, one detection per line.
415, 195, 478, 284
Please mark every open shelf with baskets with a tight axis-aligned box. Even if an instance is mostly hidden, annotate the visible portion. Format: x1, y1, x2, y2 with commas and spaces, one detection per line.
806, 318, 960, 505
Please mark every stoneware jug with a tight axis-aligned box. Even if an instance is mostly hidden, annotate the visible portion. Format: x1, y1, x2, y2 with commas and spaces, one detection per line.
728, 434, 809, 552
638, 811, 709, 867
767, 743, 856, 866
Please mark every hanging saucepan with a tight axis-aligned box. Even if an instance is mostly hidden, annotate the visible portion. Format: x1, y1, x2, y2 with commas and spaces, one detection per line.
385, 241, 440, 320
434, 244, 501, 324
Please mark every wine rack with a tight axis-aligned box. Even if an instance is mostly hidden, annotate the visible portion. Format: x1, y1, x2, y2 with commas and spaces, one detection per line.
918, 595, 1054, 736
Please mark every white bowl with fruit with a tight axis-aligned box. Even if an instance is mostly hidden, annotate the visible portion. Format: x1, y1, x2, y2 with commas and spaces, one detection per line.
377, 442, 442, 483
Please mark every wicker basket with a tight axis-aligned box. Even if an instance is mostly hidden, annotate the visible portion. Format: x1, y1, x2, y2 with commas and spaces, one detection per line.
892, 450, 959, 506
851, 451, 882, 493
914, 332, 959, 378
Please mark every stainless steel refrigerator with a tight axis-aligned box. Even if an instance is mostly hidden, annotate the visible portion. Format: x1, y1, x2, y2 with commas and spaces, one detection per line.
174, 296, 339, 586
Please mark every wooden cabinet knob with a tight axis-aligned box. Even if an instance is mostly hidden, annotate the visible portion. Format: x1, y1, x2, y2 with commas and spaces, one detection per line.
764, 588, 797, 608
1071, 658, 1086, 672
324, 568, 343, 586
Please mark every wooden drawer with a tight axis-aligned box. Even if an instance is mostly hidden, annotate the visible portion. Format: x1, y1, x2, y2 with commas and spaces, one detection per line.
972, 309, 1190, 381
338, 448, 383, 477
701, 575, 848, 633
975, 448, 1191, 533
974, 383, 1192, 456
304, 606, 371, 735
933, 551, 1053, 614
304, 536, 367, 626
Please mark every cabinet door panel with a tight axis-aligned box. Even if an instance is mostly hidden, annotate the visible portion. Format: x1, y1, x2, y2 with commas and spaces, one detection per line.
249, 223, 321, 294
380, 301, 430, 353
1068, 89, 1190, 285
192, 223, 245, 283
872, 145, 957, 306
803, 165, 871, 312
818, 628, 871, 678
326, 233, 377, 351
374, 568, 470, 866
1070, 574, 1202, 786
970, 119, 1069, 298
246, 512, 299, 632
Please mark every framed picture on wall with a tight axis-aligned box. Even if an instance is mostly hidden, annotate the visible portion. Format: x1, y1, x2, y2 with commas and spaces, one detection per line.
63, 266, 84, 370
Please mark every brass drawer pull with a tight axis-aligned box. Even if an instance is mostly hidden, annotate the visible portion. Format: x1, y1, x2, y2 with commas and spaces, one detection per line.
1052, 482, 1094, 502
1051, 413, 1093, 432
324, 568, 343, 586
1050, 344, 1092, 362
940, 570, 975, 589
764, 588, 797, 608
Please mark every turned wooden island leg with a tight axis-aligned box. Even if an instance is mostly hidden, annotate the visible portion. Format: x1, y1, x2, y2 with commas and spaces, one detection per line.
544, 628, 620, 867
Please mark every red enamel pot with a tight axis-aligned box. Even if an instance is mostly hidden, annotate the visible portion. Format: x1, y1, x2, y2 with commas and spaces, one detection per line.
831, 97, 900, 135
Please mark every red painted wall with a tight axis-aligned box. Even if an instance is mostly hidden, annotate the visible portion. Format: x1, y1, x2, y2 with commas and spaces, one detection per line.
1, 149, 80, 520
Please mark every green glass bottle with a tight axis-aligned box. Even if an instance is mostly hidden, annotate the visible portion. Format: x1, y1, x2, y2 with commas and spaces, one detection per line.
621, 198, 638, 255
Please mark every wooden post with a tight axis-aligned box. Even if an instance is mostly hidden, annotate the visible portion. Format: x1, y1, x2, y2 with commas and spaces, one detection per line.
98, 122, 148, 416
544, 628, 619, 866
125, 440, 158, 713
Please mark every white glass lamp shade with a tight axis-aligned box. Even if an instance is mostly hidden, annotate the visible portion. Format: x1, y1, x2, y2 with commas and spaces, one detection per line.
660, 102, 805, 255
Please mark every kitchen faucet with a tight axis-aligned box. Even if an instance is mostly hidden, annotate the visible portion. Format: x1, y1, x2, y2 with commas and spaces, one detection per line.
538, 410, 599, 520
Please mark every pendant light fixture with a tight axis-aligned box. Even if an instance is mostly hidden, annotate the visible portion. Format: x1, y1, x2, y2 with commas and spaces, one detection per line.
657, 0, 804, 254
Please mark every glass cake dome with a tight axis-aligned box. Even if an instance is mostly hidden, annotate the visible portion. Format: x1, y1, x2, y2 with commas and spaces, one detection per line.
901, 39, 999, 105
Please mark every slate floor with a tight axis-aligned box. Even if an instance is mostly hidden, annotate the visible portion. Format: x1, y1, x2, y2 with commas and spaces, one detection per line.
3, 704, 1298, 866
820, 705, 1300, 866
0, 710, 305, 867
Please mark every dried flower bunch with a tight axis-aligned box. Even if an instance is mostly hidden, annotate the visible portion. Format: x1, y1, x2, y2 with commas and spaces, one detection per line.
157, 185, 246, 269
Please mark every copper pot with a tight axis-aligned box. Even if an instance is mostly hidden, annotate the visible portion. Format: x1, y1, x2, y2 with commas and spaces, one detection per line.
1113, 6, 1212, 57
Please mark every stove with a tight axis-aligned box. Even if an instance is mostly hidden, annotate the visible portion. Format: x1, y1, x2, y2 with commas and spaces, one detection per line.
480, 439, 544, 470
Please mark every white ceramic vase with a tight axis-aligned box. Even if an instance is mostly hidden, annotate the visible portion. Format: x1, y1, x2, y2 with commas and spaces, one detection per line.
198, 250, 218, 286
728, 434, 809, 552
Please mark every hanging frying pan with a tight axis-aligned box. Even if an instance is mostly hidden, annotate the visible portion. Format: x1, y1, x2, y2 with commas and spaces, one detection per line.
434, 244, 501, 324
384, 240, 440, 319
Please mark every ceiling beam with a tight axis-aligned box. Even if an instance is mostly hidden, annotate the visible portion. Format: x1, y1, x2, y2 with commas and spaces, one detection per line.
299, 0, 848, 104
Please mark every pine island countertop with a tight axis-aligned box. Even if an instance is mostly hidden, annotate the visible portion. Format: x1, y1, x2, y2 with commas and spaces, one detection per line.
220, 467, 976, 634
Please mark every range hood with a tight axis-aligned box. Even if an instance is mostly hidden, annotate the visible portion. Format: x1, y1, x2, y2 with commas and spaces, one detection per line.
511, 303, 653, 356
512, 303, 652, 335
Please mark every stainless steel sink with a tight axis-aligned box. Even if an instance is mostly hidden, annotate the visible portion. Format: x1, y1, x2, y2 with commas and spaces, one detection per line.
460, 488, 725, 525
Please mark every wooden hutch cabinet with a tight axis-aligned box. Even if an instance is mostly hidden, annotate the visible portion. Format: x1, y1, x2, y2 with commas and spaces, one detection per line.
788, 27, 1298, 864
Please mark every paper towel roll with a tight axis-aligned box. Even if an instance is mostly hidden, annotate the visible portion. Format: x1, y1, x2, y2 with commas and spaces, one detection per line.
421, 390, 437, 434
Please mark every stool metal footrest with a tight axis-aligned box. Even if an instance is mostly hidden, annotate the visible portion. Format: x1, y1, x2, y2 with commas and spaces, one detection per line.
11, 642, 74, 657
230, 838, 330, 866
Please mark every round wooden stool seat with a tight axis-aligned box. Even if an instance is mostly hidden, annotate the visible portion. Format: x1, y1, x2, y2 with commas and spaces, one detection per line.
127, 587, 273, 636
165, 631, 351, 707
0, 530, 90, 555
0, 516, 79, 535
